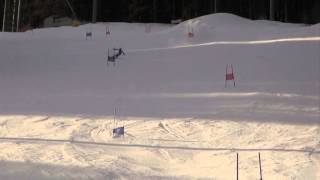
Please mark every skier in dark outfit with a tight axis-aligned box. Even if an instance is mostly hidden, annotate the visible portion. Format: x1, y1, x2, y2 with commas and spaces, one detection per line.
114, 48, 126, 57
118, 48, 125, 56
107, 48, 116, 66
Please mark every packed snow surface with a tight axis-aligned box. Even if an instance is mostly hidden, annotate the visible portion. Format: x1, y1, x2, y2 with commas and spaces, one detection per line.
0, 13, 319, 179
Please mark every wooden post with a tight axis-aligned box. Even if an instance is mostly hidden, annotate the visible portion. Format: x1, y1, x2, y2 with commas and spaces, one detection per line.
237, 153, 239, 180
259, 152, 263, 180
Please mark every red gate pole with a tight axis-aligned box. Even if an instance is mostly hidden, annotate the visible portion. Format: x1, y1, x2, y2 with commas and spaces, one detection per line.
225, 64, 228, 88
232, 64, 235, 87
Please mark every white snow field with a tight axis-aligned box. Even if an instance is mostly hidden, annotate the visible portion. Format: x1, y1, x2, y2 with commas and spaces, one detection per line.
0, 13, 319, 179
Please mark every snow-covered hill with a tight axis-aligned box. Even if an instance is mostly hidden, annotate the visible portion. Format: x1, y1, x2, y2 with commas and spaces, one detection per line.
0, 13, 319, 179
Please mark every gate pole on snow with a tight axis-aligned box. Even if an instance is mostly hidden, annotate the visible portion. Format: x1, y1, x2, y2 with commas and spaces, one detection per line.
225, 64, 236, 88
236, 153, 239, 180
187, 25, 194, 38
259, 152, 263, 180
232, 64, 235, 87
114, 107, 117, 129
225, 64, 227, 88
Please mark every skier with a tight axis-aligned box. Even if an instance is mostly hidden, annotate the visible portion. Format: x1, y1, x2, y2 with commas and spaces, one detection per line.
107, 48, 116, 66
114, 48, 126, 57
118, 48, 126, 56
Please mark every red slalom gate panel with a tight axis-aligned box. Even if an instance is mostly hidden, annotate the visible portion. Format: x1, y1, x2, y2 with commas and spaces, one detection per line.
106, 26, 110, 36
188, 32, 194, 37
187, 25, 194, 38
225, 64, 236, 87
226, 73, 234, 80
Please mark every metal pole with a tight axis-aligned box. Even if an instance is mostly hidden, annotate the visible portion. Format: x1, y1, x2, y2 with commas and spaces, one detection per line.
16, 0, 21, 32
2, 0, 7, 32
92, 0, 98, 23
237, 153, 239, 180
114, 107, 117, 128
259, 152, 263, 180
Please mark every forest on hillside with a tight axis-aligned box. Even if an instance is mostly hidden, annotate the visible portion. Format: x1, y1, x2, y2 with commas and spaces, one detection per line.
0, 0, 319, 30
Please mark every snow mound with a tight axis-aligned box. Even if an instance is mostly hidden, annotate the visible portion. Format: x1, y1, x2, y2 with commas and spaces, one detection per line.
146, 13, 318, 45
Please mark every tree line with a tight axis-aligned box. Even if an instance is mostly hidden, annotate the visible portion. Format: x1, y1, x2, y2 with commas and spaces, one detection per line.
0, 0, 319, 30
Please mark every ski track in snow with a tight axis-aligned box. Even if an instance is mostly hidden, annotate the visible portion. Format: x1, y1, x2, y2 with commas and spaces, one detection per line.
0, 116, 319, 179
128, 36, 320, 52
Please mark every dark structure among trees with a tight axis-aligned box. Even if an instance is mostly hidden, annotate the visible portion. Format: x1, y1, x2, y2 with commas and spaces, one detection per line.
1, 0, 320, 31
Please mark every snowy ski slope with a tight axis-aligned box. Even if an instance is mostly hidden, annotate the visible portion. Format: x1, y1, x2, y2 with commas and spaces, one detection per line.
0, 13, 319, 179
